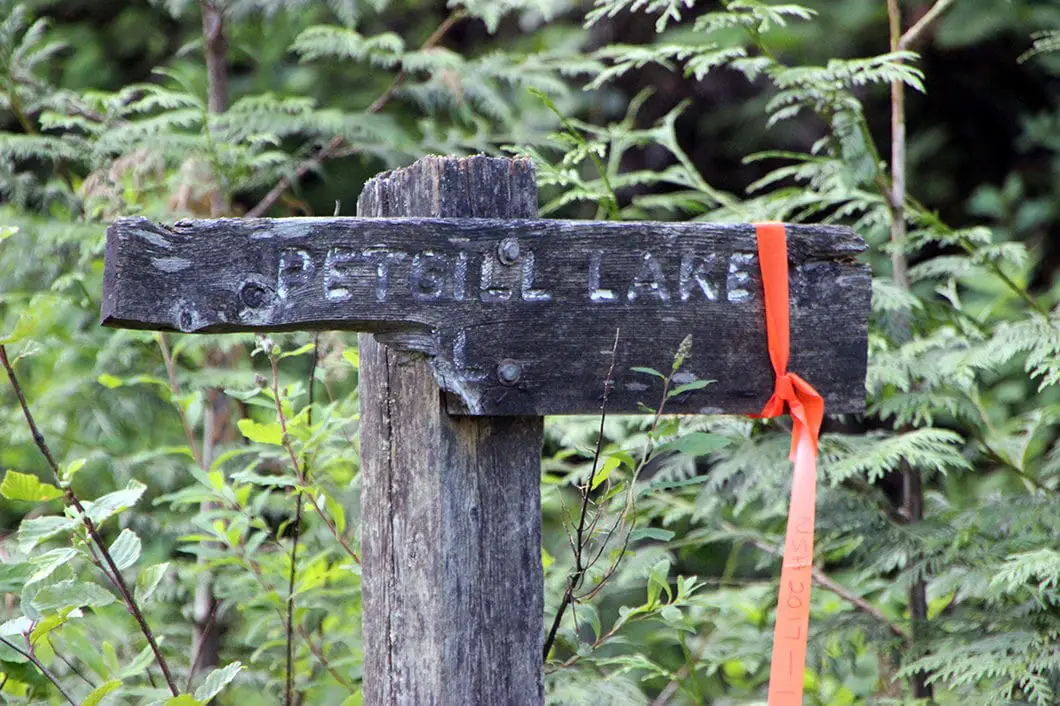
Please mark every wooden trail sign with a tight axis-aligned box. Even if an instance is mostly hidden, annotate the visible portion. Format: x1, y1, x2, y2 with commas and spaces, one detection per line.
101, 155, 871, 704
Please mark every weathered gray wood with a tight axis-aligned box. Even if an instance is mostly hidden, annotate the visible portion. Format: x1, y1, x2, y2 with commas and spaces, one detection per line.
101, 214, 870, 416
358, 156, 544, 705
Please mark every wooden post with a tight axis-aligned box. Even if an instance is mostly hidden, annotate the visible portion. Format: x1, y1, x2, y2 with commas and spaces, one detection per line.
357, 156, 545, 704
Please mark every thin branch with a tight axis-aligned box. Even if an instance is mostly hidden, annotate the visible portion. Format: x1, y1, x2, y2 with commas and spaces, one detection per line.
0, 637, 76, 706
285, 334, 318, 706
887, 1, 933, 698
543, 329, 620, 660
898, 0, 957, 50
722, 524, 908, 639
0, 345, 180, 697
244, 10, 466, 218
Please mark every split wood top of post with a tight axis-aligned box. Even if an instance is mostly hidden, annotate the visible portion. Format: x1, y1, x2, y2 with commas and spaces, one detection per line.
102, 216, 871, 416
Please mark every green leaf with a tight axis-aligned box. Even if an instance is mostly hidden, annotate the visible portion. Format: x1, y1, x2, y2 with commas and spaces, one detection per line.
630, 366, 665, 379
629, 527, 675, 542
279, 342, 315, 359
237, 418, 284, 445
28, 548, 78, 585
18, 515, 78, 553
29, 608, 79, 644
97, 373, 124, 389
83, 680, 121, 706
0, 470, 62, 502
0, 225, 19, 243
82, 481, 146, 525
135, 562, 170, 603
342, 348, 359, 368
0, 309, 38, 345
667, 379, 713, 398
62, 458, 86, 481
655, 432, 730, 457
117, 644, 155, 680
341, 692, 364, 706
165, 696, 204, 706
590, 455, 622, 490
194, 662, 243, 702
31, 579, 116, 612
109, 529, 142, 571
324, 492, 346, 535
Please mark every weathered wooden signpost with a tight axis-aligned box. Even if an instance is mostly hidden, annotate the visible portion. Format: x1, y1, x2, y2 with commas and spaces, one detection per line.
101, 155, 870, 704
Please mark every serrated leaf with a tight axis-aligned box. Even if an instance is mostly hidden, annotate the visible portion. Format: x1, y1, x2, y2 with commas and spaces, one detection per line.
83, 680, 122, 706
18, 516, 77, 553
0, 470, 61, 502
109, 529, 142, 571
82, 481, 146, 525
237, 418, 283, 445
31, 579, 116, 612
28, 548, 77, 585
135, 562, 170, 603
0, 616, 34, 637
117, 644, 155, 679
194, 662, 243, 702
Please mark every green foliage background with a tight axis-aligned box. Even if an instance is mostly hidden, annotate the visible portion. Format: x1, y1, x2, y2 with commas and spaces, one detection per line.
2, 0, 1060, 703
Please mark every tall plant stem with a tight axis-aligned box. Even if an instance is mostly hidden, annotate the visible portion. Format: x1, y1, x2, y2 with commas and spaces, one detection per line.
885, 0, 959, 699
0, 345, 180, 697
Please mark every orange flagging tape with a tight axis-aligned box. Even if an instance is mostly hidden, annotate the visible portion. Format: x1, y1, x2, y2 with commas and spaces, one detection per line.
753, 223, 825, 705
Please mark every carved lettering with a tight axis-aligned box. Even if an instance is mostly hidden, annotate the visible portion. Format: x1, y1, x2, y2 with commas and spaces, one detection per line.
480, 257, 512, 303
588, 251, 616, 303
520, 252, 551, 302
726, 253, 755, 303
362, 248, 407, 302
627, 252, 670, 302
323, 247, 359, 301
410, 251, 448, 301
277, 248, 314, 301
679, 253, 718, 302
453, 252, 469, 301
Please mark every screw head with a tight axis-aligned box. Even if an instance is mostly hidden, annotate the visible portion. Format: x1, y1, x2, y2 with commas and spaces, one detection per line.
497, 238, 520, 265
497, 359, 522, 386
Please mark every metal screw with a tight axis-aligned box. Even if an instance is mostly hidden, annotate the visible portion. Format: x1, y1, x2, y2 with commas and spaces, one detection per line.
497, 237, 520, 265
497, 359, 522, 386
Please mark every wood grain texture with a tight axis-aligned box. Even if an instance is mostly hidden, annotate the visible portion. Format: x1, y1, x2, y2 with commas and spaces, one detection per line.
357, 155, 545, 705
101, 213, 870, 415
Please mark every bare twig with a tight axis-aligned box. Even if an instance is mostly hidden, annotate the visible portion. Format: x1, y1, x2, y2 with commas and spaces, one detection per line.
285, 334, 318, 706
886, 1, 934, 697
722, 523, 908, 639
543, 329, 620, 660
0, 637, 76, 706
898, 0, 957, 50
0, 345, 180, 697
244, 10, 466, 218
